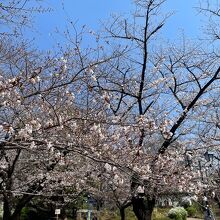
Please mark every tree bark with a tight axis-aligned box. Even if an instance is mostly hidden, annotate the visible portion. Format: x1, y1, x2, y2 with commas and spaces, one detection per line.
72, 207, 77, 220
3, 195, 11, 220
118, 201, 132, 220
120, 207, 125, 220
132, 197, 155, 220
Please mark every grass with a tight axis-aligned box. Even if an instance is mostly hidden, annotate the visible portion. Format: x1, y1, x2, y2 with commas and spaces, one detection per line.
97, 207, 137, 220
98, 207, 171, 220
213, 205, 220, 220
153, 208, 170, 220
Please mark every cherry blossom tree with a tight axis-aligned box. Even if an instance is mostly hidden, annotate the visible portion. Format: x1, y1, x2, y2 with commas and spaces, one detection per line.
198, 0, 220, 41
0, 1, 220, 220
81, 0, 220, 219
0, 0, 51, 36
0, 19, 122, 220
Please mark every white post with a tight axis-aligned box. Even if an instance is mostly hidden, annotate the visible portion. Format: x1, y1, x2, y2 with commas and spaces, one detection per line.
87, 210, 91, 220
55, 209, 61, 220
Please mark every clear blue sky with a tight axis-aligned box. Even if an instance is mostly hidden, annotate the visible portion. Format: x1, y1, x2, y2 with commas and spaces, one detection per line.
28, 0, 203, 50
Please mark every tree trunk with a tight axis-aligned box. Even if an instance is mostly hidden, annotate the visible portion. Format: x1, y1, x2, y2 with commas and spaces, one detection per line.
10, 201, 27, 220
118, 201, 132, 220
132, 197, 155, 220
96, 198, 103, 211
61, 208, 67, 220
3, 196, 11, 220
2, 194, 21, 220
120, 207, 125, 220
72, 207, 77, 220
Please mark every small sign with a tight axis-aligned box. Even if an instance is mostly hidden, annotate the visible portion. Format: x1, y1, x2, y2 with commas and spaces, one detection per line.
55, 209, 61, 215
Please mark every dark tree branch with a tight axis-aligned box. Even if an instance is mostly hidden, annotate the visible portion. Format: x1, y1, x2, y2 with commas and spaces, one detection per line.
158, 66, 220, 154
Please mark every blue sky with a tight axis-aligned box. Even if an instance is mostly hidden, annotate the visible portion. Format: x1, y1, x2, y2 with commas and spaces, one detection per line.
29, 0, 203, 50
